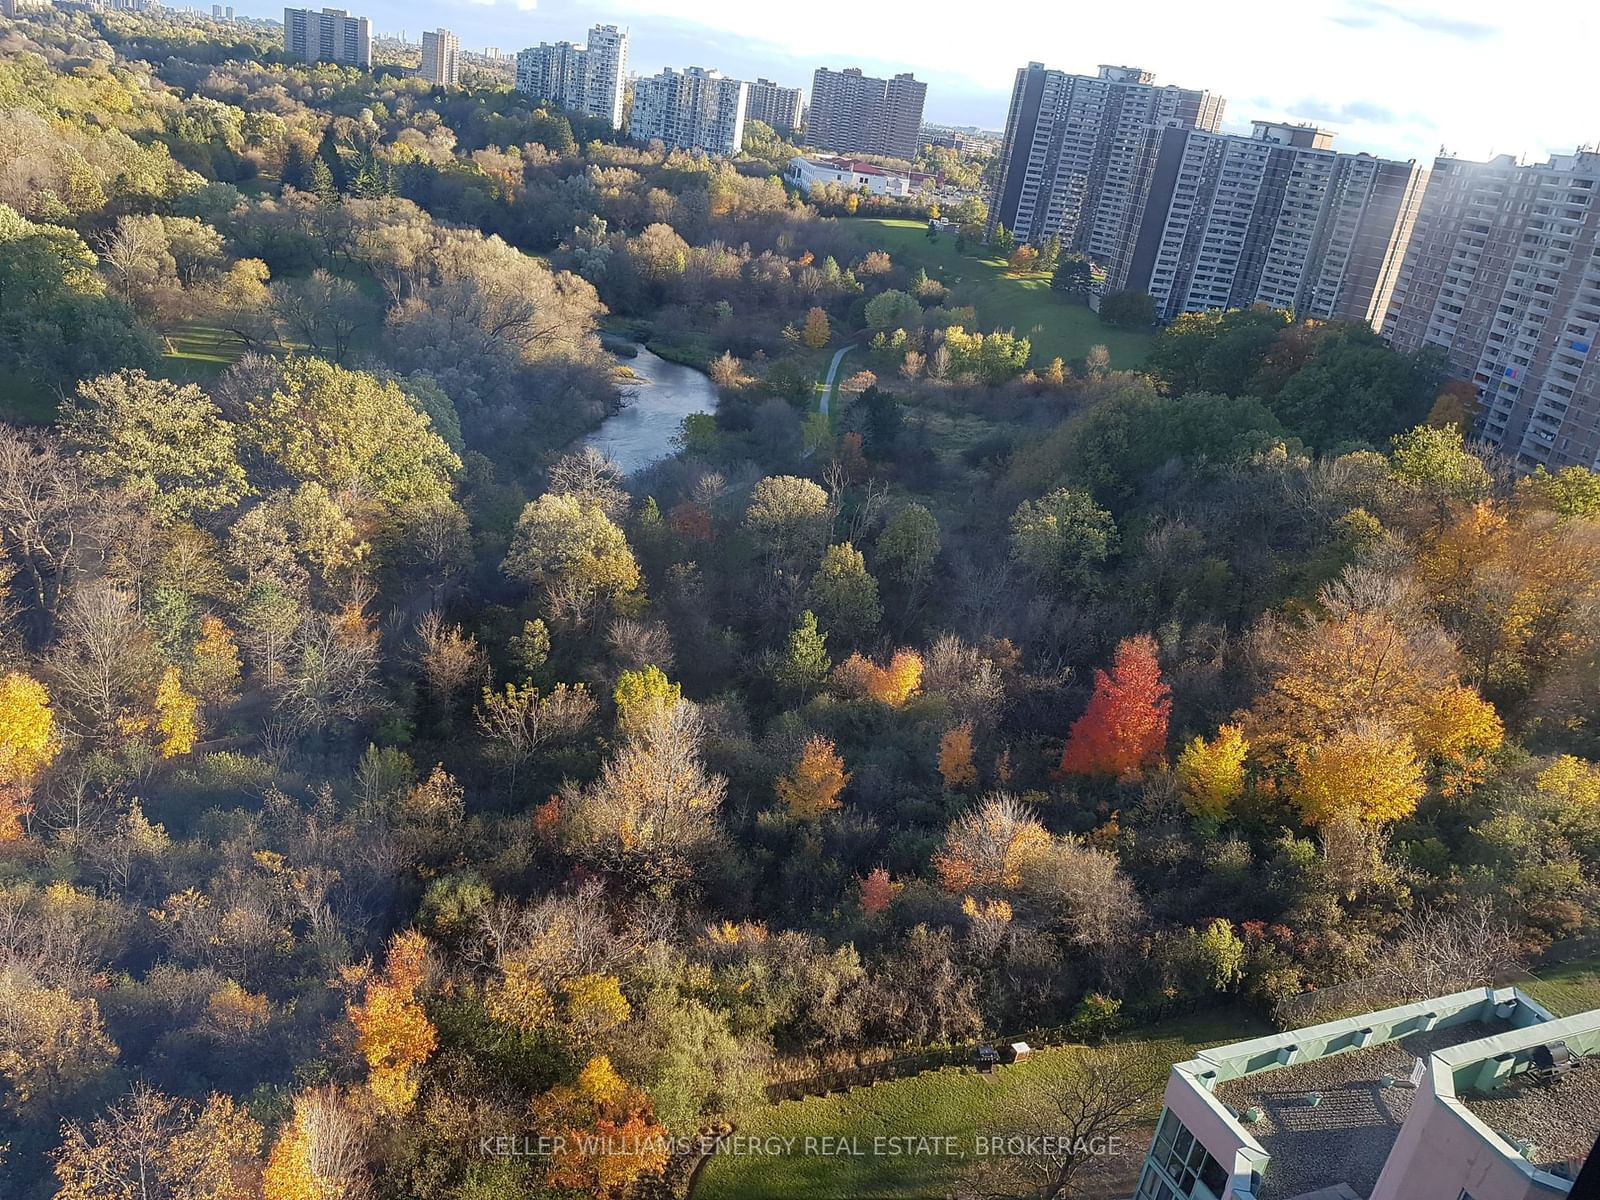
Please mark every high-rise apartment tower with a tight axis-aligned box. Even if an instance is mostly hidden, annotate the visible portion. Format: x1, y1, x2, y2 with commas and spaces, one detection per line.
743, 78, 804, 133
630, 66, 748, 156
283, 6, 371, 69
807, 67, 927, 161
419, 28, 460, 87
514, 23, 628, 130
1119, 120, 1427, 327
988, 63, 1223, 261
1384, 150, 1600, 469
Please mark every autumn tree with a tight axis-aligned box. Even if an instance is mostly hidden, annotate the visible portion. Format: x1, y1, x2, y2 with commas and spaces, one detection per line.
560, 700, 726, 888
1291, 720, 1427, 826
1006, 244, 1038, 274
859, 867, 901, 915
261, 1087, 369, 1200
831, 649, 923, 707
344, 929, 436, 1115
613, 666, 681, 735
743, 475, 829, 565
1059, 635, 1171, 779
938, 722, 978, 791
1176, 725, 1248, 821
777, 735, 849, 820
0, 968, 118, 1116
53, 1085, 262, 1200
933, 793, 1050, 893
503, 493, 640, 624
561, 973, 631, 1049
153, 667, 199, 759
529, 1056, 669, 1195
800, 306, 830, 349
414, 611, 485, 711
187, 616, 242, 704
0, 671, 58, 841
875, 649, 924, 706
1243, 576, 1505, 804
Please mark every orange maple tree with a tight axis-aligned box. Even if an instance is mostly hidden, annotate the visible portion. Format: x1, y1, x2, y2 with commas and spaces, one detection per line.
530, 1056, 669, 1195
776, 735, 850, 820
1058, 635, 1171, 779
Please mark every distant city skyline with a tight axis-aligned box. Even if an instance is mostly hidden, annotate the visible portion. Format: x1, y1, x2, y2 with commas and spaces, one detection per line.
224, 0, 1599, 164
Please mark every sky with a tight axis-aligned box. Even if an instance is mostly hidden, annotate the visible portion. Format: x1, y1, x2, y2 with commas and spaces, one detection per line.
237, 0, 1600, 164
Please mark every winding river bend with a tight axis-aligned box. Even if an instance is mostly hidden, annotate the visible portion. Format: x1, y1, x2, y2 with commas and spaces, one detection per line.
581, 345, 717, 475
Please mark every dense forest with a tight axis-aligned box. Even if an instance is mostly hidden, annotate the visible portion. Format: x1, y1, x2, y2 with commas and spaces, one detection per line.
1, 8, 1599, 1198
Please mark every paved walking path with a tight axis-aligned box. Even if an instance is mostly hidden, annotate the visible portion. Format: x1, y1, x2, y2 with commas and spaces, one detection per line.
818, 344, 853, 415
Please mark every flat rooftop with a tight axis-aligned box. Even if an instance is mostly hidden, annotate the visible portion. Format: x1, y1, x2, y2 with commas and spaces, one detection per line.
1462, 1056, 1598, 1181
1215, 1022, 1497, 1199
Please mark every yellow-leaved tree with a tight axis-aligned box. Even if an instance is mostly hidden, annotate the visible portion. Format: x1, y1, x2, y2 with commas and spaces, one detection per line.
153, 666, 200, 758
188, 614, 243, 704
344, 930, 436, 1114
831, 649, 923, 707
262, 1086, 368, 1200
0, 671, 59, 841
938, 722, 978, 791
561, 973, 631, 1048
613, 665, 681, 735
776, 735, 850, 820
1176, 725, 1249, 821
1291, 721, 1427, 826
801, 306, 830, 349
1243, 594, 1503, 825
933, 793, 1049, 893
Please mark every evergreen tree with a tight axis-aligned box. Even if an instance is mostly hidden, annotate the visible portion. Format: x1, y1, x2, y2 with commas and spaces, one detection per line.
308, 155, 336, 202
316, 125, 347, 193
281, 140, 312, 191
776, 610, 830, 697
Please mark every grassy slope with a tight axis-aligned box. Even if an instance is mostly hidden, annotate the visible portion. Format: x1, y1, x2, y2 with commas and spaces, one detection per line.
844, 217, 1156, 370
695, 1007, 1267, 1200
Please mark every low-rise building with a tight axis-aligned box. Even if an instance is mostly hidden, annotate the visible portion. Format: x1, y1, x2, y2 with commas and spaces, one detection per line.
785, 155, 931, 198
1139, 985, 1595, 1199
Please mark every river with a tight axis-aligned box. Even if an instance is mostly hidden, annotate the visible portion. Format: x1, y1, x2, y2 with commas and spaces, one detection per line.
580, 344, 718, 476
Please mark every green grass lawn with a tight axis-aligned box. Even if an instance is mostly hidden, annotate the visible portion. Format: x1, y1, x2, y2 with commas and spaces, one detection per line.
694, 1007, 1266, 1200
1520, 957, 1600, 1017
157, 324, 246, 383
844, 217, 1156, 370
